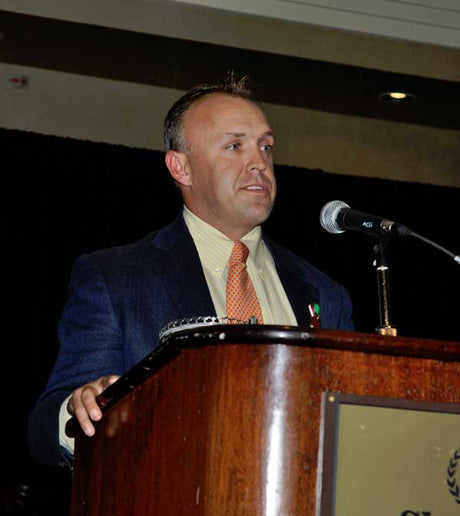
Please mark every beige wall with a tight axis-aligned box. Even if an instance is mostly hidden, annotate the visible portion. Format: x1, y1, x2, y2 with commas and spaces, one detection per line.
2, 62, 458, 187
266, 103, 460, 187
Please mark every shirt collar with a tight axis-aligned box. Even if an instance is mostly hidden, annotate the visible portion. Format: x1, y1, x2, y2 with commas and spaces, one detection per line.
183, 206, 262, 273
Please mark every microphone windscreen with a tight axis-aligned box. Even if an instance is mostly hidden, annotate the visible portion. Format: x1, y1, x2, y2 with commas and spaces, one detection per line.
320, 200, 350, 234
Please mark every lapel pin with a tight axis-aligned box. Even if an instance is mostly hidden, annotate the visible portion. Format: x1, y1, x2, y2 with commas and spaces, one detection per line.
308, 302, 321, 328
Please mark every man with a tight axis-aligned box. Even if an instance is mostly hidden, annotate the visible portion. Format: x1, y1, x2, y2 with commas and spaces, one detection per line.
28, 75, 353, 467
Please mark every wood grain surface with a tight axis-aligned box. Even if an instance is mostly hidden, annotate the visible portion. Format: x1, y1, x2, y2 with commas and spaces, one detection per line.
70, 328, 460, 516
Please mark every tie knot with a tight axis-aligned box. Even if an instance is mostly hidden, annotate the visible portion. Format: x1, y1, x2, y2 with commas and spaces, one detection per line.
230, 240, 249, 265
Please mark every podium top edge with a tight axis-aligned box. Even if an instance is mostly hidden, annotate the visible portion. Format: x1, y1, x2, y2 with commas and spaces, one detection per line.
160, 325, 460, 358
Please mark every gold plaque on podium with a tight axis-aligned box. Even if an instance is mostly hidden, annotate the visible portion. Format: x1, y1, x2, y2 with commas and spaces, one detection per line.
319, 393, 460, 516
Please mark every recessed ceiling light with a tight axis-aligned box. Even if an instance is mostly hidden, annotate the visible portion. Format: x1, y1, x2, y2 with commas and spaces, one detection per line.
390, 92, 407, 100
378, 91, 417, 103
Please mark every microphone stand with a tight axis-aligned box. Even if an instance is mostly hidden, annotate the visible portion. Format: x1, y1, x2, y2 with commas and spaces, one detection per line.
320, 200, 460, 336
373, 239, 397, 336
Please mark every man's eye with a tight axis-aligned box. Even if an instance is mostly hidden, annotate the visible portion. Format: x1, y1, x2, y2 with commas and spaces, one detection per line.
261, 144, 274, 153
227, 143, 240, 151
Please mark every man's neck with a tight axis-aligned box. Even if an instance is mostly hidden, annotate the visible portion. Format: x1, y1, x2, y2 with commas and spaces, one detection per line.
183, 205, 257, 241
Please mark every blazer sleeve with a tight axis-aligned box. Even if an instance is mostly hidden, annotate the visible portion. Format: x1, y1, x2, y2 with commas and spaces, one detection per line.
28, 255, 126, 467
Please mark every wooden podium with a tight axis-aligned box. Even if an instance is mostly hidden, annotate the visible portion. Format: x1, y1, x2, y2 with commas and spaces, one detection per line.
69, 326, 460, 516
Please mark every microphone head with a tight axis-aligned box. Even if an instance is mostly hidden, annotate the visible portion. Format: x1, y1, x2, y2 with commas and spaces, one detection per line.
320, 200, 350, 234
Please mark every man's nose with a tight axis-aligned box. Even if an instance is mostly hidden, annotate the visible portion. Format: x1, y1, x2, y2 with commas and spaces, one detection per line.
247, 147, 267, 173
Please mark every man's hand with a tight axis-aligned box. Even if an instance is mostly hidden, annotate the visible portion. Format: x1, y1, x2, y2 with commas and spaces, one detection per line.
67, 375, 120, 436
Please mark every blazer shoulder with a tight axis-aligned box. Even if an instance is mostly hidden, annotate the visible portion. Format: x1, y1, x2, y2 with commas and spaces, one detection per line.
77, 215, 188, 272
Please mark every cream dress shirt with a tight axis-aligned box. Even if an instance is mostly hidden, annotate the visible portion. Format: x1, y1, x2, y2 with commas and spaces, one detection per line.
183, 206, 296, 325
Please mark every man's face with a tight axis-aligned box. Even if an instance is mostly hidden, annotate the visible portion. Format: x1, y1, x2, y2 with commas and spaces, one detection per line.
171, 93, 276, 240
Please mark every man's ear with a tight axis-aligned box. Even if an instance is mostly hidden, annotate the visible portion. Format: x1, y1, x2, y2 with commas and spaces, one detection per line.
165, 151, 192, 187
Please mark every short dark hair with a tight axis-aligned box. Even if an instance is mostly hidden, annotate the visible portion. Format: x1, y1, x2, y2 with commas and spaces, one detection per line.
163, 72, 256, 152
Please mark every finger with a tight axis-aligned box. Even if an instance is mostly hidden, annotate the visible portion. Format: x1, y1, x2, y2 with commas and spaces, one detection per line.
67, 375, 120, 437
74, 404, 97, 436
81, 375, 117, 420
100, 375, 120, 390
69, 388, 97, 437
71, 380, 103, 435
81, 384, 103, 421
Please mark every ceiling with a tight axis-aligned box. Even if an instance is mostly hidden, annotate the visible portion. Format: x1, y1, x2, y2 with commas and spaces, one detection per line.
172, 0, 460, 49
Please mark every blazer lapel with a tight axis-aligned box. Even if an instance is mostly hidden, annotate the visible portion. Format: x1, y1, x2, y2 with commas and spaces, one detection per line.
150, 216, 216, 319
266, 239, 319, 327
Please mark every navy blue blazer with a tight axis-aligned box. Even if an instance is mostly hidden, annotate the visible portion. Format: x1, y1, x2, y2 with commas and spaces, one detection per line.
28, 215, 353, 466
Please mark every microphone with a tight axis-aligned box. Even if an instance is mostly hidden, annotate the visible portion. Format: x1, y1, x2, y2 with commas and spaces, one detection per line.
319, 200, 460, 264
319, 200, 410, 237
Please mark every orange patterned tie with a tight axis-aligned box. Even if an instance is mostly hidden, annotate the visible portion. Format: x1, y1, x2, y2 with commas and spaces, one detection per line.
226, 240, 264, 324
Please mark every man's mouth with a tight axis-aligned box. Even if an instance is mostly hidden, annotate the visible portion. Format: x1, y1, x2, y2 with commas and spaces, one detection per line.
244, 185, 266, 192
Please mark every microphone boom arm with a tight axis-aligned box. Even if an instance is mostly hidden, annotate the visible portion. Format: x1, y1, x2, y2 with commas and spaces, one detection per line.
406, 229, 460, 265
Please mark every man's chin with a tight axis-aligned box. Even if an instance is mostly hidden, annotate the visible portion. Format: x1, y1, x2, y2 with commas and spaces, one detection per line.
242, 204, 274, 228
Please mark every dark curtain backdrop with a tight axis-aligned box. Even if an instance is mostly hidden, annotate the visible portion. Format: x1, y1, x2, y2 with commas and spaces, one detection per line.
3, 128, 460, 514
